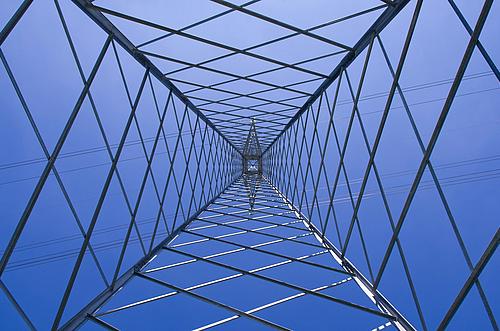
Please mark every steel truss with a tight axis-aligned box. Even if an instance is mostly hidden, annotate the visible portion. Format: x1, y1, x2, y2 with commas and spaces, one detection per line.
0, 0, 498, 330
62, 175, 415, 330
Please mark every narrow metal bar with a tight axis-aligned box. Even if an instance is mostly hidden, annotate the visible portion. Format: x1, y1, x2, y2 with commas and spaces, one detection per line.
71, 0, 241, 154
376, 34, 491, 330
342, 0, 424, 256
194, 212, 295, 230
180, 80, 302, 111
147, 232, 314, 274
172, 220, 305, 248
205, 203, 294, 218
263, 0, 410, 153
0, 45, 110, 287
374, 0, 494, 289
55, 0, 147, 277
0, 0, 33, 45
142, 49, 312, 97
198, 211, 309, 232
179, 109, 205, 219
87, 315, 119, 331
136, 0, 261, 49
0, 280, 36, 331
164, 246, 395, 320
183, 229, 350, 275
147, 90, 191, 251
437, 229, 499, 330
99, 249, 328, 317
217, 195, 285, 207
93, 4, 326, 80
51, 68, 150, 330
168, 5, 387, 83
110, 88, 173, 285
194, 277, 353, 331
114, 43, 173, 250
59, 178, 238, 330
195, 218, 325, 250
209, 201, 296, 217
0, 34, 113, 277
146, 73, 177, 240
210, 0, 352, 50
169, 104, 194, 232
345, 64, 428, 329
137, 273, 290, 330
316, 76, 344, 246
447, 0, 499, 80
267, 177, 415, 331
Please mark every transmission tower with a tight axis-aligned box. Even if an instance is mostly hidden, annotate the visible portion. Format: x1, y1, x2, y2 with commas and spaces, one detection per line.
0, 0, 498, 330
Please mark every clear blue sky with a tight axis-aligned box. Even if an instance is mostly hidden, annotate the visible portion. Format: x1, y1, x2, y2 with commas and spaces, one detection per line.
0, 0, 499, 330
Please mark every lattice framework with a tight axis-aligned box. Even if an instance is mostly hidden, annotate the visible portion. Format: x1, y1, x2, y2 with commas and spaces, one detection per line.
0, 0, 498, 330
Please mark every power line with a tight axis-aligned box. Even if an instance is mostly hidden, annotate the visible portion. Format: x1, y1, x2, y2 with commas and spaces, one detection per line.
0, 71, 494, 172
0, 86, 497, 189
3, 165, 499, 272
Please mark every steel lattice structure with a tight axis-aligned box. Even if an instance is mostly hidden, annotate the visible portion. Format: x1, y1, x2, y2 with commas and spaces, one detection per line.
0, 0, 498, 330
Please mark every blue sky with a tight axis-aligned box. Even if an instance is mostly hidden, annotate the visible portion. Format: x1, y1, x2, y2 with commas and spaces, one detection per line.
0, 0, 499, 330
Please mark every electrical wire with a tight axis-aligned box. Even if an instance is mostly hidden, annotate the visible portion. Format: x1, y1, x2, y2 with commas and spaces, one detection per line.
2, 165, 500, 272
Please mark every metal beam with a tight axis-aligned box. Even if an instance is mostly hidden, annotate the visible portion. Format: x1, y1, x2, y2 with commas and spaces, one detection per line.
0, 0, 33, 45
0, 280, 36, 331
137, 273, 289, 331
0, 35, 113, 277
263, 0, 410, 154
437, 229, 499, 330
210, 0, 352, 51
71, 0, 242, 156
267, 177, 416, 331
59, 179, 237, 331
